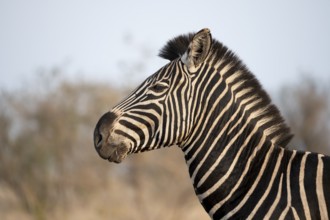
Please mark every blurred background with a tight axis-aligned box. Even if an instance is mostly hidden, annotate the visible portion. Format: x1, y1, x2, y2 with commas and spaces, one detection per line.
1, 1, 330, 220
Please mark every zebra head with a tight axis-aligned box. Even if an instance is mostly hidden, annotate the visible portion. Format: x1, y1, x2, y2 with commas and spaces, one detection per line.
94, 29, 212, 163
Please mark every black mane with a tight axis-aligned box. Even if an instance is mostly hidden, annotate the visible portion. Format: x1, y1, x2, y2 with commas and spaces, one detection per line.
158, 32, 293, 148
159, 33, 195, 61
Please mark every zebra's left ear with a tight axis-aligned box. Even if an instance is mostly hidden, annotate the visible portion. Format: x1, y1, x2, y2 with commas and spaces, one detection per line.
181, 28, 212, 72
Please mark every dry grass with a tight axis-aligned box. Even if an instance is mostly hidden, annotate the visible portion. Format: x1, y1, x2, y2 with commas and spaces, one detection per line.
0, 74, 208, 220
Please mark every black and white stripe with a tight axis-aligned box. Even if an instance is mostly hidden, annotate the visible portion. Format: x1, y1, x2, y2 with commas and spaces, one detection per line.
94, 28, 330, 219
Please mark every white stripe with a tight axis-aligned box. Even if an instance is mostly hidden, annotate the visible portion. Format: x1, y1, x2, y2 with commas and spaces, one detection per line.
317, 154, 328, 220
189, 93, 257, 183
264, 174, 284, 218
292, 207, 300, 220
226, 70, 243, 84
217, 141, 273, 219
299, 152, 311, 219
199, 125, 262, 200
184, 65, 221, 152
116, 119, 145, 145
196, 103, 263, 190
247, 148, 285, 219
278, 150, 296, 220
185, 82, 229, 161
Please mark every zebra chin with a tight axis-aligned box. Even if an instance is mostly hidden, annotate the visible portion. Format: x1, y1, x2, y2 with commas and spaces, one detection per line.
96, 141, 130, 164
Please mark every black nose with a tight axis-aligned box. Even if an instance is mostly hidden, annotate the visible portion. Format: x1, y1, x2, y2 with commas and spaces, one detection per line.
93, 111, 117, 149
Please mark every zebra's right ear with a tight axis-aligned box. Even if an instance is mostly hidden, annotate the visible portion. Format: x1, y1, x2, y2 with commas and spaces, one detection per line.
181, 28, 212, 72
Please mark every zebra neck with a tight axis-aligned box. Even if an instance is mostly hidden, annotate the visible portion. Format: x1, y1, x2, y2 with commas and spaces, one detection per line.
180, 78, 286, 211
183, 110, 275, 188
182, 120, 276, 213
183, 129, 279, 217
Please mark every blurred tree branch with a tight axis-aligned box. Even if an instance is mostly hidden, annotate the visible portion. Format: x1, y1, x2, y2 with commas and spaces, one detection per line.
279, 75, 330, 155
0, 69, 124, 219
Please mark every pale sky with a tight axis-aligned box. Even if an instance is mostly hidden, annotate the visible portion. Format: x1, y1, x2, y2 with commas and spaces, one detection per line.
1, 0, 330, 92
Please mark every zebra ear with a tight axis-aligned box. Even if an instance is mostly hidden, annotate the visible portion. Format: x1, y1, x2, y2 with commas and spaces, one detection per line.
181, 28, 212, 72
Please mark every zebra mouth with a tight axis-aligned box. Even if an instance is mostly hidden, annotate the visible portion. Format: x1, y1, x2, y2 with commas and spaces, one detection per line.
95, 137, 130, 164
107, 144, 130, 163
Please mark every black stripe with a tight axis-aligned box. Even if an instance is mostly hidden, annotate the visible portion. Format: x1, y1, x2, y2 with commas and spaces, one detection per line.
304, 153, 321, 219
126, 103, 162, 116
114, 129, 136, 150
268, 151, 289, 220
289, 151, 306, 220
118, 119, 145, 147
254, 149, 285, 218
212, 136, 272, 219
322, 155, 330, 215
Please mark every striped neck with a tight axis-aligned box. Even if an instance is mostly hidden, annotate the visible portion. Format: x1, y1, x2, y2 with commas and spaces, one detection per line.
179, 47, 294, 217
182, 94, 278, 214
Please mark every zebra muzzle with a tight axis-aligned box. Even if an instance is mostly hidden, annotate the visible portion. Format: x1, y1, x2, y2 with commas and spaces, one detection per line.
94, 111, 130, 163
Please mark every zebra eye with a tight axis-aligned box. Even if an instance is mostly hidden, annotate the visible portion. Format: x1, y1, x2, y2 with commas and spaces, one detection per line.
149, 83, 168, 93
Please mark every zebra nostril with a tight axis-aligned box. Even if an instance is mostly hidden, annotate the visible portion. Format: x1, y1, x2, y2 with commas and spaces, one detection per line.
94, 127, 104, 149
96, 133, 103, 148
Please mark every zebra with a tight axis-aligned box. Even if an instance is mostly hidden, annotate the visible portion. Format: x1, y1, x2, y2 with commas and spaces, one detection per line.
93, 28, 330, 219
